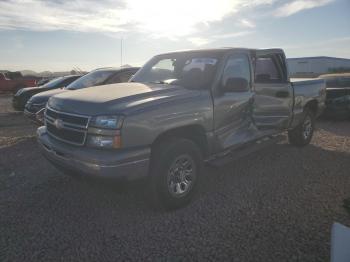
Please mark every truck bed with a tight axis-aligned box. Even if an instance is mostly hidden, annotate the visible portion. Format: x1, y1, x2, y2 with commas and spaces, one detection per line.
290, 77, 326, 125
290, 78, 325, 86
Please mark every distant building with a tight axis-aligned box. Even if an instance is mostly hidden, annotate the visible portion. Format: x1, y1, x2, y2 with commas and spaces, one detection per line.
287, 56, 350, 78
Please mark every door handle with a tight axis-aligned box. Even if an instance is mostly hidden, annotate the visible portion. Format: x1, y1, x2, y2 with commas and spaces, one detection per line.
275, 91, 289, 98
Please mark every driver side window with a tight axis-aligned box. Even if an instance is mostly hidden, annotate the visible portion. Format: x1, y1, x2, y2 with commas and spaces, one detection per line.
222, 54, 251, 90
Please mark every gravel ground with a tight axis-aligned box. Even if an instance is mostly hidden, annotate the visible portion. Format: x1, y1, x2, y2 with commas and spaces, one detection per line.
0, 94, 349, 261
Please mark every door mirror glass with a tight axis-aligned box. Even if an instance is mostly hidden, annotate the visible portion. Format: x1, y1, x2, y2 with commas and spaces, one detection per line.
222, 77, 248, 92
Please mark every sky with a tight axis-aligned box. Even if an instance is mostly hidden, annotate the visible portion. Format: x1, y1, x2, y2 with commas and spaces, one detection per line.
0, 0, 349, 72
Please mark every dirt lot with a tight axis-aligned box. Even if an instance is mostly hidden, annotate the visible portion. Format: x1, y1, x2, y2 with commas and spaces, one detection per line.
0, 94, 349, 261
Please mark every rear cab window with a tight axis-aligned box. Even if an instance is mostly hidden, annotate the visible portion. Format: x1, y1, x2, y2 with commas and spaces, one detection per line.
255, 52, 287, 84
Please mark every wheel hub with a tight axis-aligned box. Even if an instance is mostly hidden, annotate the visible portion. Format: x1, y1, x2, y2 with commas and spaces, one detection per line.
167, 154, 196, 197
303, 115, 313, 140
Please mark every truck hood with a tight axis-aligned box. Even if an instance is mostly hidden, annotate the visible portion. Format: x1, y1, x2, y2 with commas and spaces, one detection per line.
18, 86, 59, 97
48, 82, 201, 115
30, 88, 69, 104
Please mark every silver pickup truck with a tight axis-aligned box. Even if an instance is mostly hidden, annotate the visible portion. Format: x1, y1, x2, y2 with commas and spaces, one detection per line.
37, 48, 326, 209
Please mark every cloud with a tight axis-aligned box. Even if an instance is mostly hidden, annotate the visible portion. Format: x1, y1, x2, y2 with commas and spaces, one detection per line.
0, 0, 127, 32
0, 0, 274, 39
238, 19, 256, 28
275, 0, 334, 17
214, 31, 253, 39
188, 31, 253, 46
188, 37, 211, 47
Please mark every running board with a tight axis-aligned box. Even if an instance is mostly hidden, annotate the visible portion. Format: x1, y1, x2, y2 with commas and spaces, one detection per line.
206, 134, 286, 167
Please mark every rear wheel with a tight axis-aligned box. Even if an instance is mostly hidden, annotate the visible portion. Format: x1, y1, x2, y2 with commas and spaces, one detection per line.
288, 109, 315, 147
150, 138, 202, 210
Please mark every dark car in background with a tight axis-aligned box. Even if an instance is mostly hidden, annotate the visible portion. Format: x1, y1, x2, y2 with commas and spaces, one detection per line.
24, 67, 140, 124
13, 75, 81, 111
36, 77, 56, 86
319, 73, 350, 119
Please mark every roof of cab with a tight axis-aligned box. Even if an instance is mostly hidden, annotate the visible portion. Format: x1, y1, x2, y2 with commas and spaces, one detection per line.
92, 66, 140, 72
158, 47, 284, 56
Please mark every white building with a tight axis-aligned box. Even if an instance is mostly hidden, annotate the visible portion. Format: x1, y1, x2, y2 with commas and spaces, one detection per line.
287, 56, 350, 77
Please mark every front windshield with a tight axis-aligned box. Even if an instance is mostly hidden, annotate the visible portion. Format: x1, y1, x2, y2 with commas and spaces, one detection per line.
42, 77, 64, 88
65, 70, 115, 90
131, 52, 222, 89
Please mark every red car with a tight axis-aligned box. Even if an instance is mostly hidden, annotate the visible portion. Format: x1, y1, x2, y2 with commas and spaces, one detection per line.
0, 72, 37, 93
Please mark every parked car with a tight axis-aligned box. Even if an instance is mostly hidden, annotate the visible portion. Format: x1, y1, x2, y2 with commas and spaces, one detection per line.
37, 48, 326, 209
36, 77, 56, 86
0, 72, 37, 93
13, 75, 82, 111
25, 67, 139, 124
319, 73, 350, 119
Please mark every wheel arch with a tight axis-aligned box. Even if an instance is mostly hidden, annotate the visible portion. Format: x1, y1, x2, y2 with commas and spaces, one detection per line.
151, 124, 209, 158
304, 99, 318, 116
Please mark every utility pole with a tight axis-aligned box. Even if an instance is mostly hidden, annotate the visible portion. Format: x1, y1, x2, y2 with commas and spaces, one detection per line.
120, 38, 123, 67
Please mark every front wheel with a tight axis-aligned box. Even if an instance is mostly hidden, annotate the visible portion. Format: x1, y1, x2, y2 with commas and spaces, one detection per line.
288, 109, 315, 147
150, 138, 202, 210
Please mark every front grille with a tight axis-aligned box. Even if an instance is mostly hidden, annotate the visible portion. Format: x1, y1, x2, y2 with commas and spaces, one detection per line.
45, 107, 90, 146
46, 108, 89, 126
47, 122, 85, 144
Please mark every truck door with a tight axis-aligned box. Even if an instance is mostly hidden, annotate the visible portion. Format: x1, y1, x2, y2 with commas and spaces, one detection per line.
213, 52, 255, 150
252, 50, 293, 130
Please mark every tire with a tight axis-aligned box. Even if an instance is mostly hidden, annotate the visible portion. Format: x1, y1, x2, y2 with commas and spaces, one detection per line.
149, 138, 202, 210
288, 109, 315, 147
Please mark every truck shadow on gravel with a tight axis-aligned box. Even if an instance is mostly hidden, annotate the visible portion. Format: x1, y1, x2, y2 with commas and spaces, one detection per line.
317, 119, 350, 136
1, 137, 350, 215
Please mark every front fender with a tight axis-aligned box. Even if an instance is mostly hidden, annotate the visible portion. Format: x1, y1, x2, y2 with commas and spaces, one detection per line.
121, 92, 213, 148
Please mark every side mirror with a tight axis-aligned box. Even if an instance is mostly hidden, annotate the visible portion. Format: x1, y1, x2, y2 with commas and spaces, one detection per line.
222, 77, 248, 92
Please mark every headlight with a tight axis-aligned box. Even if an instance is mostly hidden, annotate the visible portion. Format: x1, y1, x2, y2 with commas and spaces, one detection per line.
90, 115, 123, 129
86, 135, 121, 149
26, 101, 45, 112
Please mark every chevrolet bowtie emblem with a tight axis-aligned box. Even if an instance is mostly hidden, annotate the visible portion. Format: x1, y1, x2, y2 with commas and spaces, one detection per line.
54, 119, 64, 129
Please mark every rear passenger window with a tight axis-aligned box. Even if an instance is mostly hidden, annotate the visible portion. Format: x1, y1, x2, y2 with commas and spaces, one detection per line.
325, 78, 339, 87
325, 77, 350, 88
338, 77, 350, 87
255, 54, 285, 83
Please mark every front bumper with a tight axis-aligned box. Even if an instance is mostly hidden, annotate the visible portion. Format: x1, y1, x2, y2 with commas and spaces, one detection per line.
37, 126, 151, 180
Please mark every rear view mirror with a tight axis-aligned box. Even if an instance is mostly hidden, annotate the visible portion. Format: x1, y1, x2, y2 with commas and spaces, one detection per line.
222, 77, 248, 92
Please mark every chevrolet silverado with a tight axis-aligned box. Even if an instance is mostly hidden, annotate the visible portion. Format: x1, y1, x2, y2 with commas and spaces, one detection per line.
37, 48, 326, 209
